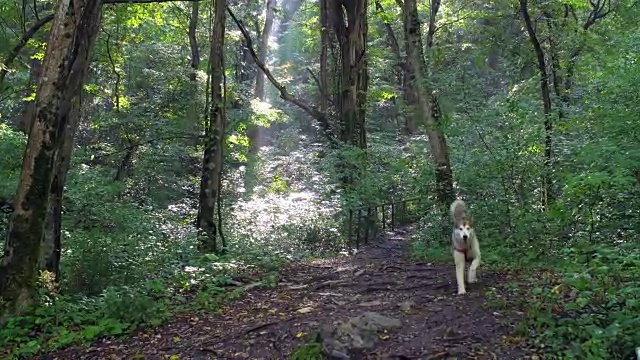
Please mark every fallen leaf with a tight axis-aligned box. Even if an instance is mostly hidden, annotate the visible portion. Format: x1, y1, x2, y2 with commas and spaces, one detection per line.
296, 306, 314, 314
296, 332, 306, 338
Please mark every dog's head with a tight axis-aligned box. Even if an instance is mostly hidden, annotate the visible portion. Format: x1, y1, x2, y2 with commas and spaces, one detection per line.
453, 216, 472, 243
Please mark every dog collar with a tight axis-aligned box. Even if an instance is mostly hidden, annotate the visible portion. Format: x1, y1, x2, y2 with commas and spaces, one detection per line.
455, 247, 469, 261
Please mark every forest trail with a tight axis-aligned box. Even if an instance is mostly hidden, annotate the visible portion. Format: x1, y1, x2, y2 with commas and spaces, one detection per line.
45, 227, 535, 360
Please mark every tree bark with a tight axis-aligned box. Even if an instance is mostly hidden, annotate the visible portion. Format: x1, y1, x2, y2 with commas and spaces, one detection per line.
40, 96, 83, 281
520, 0, 553, 208
0, 0, 103, 316
248, 0, 276, 155
197, 0, 226, 253
329, 0, 368, 148
319, 0, 330, 113
401, 0, 454, 205
188, 0, 201, 147
255, 0, 275, 102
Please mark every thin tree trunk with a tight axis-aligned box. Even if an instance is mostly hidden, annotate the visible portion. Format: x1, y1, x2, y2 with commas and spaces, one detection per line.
520, 0, 553, 209
229, 7, 338, 146
0, 0, 102, 316
319, 0, 329, 112
188, 0, 201, 147
248, 0, 276, 156
41, 95, 83, 281
374, 0, 415, 134
197, 0, 226, 253
401, 0, 454, 205
255, 0, 275, 101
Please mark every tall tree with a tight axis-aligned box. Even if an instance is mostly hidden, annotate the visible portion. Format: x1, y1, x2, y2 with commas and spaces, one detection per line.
401, 0, 453, 205
187, 0, 201, 146
375, 0, 415, 134
40, 96, 84, 281
318, 0, 330, 113
196, 0, 226, 253
254, 0, 275, 102
328, 0, 368, 148
248, 0, 276, 155
520, 0, 553, 209
0, 0, 103, 315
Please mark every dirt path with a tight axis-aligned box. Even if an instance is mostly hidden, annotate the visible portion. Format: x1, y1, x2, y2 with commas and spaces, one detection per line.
43, 227, 534, 359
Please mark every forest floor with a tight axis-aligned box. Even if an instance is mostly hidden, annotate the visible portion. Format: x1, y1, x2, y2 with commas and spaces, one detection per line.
43, 227, 538, 360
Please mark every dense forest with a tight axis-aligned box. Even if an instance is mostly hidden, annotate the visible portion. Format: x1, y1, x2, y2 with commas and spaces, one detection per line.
0, 0, 638, 358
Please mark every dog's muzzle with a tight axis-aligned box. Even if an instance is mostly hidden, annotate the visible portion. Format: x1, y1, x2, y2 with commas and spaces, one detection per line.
462, 234, 468, 242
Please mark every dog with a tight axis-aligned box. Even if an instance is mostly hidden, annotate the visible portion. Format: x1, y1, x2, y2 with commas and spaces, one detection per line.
450, 199, 481, 295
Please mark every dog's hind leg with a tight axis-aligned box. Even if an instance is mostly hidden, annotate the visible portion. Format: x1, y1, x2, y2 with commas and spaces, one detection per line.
454, 251, 467, 294
468, 251, 480, 284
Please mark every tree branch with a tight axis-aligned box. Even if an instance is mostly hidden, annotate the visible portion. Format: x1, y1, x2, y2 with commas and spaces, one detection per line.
0, 13, 54, 86
227, 5, 338, 146
375, 0, 407, 74
306, 67, 334, 107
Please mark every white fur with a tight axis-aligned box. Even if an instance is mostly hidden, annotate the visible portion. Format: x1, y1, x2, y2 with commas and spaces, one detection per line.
450, 199, 481, 295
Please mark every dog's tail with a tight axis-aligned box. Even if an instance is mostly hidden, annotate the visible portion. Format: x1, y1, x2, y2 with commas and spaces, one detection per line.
450, 199, 465, 221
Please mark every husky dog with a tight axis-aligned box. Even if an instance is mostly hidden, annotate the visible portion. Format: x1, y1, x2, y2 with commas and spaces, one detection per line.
450, 199, 481, 295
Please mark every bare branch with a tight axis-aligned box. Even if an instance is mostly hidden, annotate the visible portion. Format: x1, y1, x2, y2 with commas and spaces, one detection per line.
227, 5, 338, 146
584, 0, 611, 30
374, 0, 404, 68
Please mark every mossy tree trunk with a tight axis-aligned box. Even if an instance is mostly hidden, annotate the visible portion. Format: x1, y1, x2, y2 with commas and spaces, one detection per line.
0, 0, 103, 316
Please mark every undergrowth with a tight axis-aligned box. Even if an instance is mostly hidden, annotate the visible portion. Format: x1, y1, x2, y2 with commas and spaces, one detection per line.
0, 253, 263, 359
410, 206, 640, 359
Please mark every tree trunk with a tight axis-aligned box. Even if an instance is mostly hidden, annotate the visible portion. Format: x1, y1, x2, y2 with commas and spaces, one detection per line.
520, 0, 553, 209
329, 0, 368, 148
188, 0, 201, 147
229, 7, 338, 146
401, 0, 454, 205
197, 0, 226, 253
0, 0, 102, 316
255, 0, 275, 101
40, 95, 83, 282
248, 0, 276, 156
374, 0, 415, 134
319, 0, 330, 112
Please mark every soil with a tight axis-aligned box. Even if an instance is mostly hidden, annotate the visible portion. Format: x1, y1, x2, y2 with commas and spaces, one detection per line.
41, 226, 537, 360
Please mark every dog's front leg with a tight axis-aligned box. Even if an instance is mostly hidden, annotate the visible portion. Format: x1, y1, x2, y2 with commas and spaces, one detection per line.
468, 252, 480, 284
454, 251, 466, 294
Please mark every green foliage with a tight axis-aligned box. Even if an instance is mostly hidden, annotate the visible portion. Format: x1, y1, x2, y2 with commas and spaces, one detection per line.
289, 333, 324, 360
0, 255, 283, 359
0, 124, 26, 196
508, 242, 640, 359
